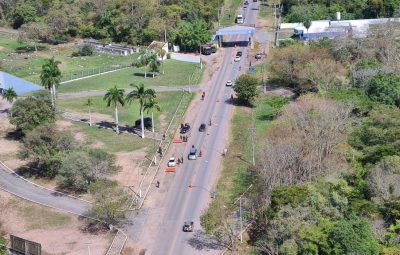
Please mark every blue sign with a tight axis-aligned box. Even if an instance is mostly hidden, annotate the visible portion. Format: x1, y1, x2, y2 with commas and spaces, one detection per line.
249, 66, 255, 73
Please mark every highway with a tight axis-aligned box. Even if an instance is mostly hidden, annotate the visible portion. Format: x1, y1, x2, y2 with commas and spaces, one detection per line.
147, 1, 259, 254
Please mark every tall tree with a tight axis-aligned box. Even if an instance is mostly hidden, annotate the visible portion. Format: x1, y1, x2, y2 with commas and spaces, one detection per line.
85, 98, 93, 126
40, 57, 62, 108
103, 86, 125, 134
2, 87, 17, 104
158, 46, 167, 74
125, 83, 155, 138
144, 96, 161, 133
233, 74, 259, 106
134, 50, 150, 78
148, 52, 160, 78
178, 19, 210, 51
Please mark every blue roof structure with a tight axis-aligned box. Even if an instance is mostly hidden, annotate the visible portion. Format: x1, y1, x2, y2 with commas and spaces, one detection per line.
0, 71, 43, 95
212, 26, 256, 40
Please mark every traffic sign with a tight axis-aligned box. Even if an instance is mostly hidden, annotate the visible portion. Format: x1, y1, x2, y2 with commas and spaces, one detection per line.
249, 66, 255, 73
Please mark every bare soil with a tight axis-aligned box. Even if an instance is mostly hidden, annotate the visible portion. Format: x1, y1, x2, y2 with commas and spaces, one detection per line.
0, 191, 111, 254
112, 149, 148, 187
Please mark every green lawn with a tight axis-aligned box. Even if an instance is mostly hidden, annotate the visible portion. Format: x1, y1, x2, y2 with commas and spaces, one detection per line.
0, 32, 135, 82
61, 91, 194, 153
58, 60, 202, 93
68, 122, 151, 153
58, 91, 186, 131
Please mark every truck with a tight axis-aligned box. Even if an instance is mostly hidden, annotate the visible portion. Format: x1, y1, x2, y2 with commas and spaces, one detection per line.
201, 43, 217, 55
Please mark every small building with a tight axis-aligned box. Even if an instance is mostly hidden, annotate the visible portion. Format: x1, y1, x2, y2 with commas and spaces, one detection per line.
147, 41, 169, 60
281, 17, 400, 39
0, 71, 43, 95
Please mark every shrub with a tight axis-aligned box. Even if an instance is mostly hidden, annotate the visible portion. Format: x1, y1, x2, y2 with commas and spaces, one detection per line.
72, 44, 95, 57
8, 97, 55, 133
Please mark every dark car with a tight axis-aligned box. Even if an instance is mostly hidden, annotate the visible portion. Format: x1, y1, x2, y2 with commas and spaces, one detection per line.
255, 53, 262, 59
244, 1, 249, 5
134, 117, 152, 129
183, 221, 194, 232
180, 123, 191, 134
199, 123, 206, 132
236, 51, 243, 57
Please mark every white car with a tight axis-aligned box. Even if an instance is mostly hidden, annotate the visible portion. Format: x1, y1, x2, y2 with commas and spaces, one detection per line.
234, 56, 241, 62
168, 157, 176, 167
226, 80, 233, 86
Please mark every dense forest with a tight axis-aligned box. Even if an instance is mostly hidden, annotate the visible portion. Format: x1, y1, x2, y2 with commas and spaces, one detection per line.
246, 22, 400, 255
0, 0, 217, 47
281, 0, 400, 22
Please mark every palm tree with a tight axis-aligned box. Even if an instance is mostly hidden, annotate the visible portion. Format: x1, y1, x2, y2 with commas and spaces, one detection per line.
157, 46, 167, 74
144, 97, 161, 133
104, 86, 125, 134
148, 53, 161, 78
85, 98, 93, 127
134, 50, 150, 78
125, 83, 155, 138
2, 87, 18, 104
40, 57, 61, 108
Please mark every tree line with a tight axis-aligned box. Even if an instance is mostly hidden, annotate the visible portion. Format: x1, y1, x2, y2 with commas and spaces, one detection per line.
281, 0, 400, 23
0, 0, 214, 49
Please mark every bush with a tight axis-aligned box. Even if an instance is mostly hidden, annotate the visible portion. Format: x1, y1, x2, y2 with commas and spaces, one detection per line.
366, 73, 400, 107
20, 124, 75, 177
328, 215, 379, 255
72, 44, 95, 57
233, 74, 259, 106
8, 97, 55, 133
15, 44, 48, 53
269, 184, 310, 216
58, 148, 120, 191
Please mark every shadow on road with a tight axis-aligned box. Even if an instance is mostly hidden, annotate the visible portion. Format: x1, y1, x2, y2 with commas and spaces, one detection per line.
187, 230, 225, 251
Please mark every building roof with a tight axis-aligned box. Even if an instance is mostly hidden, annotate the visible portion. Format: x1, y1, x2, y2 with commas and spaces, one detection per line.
148, 41, 167, 51
282, 17, 400, 38
0, 71, 43, 95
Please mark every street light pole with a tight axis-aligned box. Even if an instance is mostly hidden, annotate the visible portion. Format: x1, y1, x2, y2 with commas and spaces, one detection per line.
239, 197, 243, 243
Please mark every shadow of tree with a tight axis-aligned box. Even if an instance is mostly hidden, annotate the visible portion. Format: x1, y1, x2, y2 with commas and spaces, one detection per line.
187, 230, 225, 251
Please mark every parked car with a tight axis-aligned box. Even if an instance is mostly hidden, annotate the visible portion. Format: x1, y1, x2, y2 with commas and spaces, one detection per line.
244, 0, 249, 4
168, 157, 176, 167
226, 80, 233, 86
255, 53, 262, 59
234, 56, 241, 62
134, 117, 152, 129
183, 221, 194, 232
199, 123, 206, 132
236, 51, 243, 57
180, 123, 191, 134
188, 145, 197, 160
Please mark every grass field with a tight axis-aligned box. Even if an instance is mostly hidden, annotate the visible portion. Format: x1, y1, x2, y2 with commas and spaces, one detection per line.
10, 198, 72, 230
59, 91, 194, 153
58, 60, 202, 93
0, 32, 135, 82
59, 91, 190, 129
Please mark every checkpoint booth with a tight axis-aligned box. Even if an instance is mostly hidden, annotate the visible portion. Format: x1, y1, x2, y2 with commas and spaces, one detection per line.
213, 26, 256, 48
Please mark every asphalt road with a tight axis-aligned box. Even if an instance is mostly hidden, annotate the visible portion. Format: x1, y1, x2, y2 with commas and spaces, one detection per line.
148, 2, 259, 254
0, 163, 89, 216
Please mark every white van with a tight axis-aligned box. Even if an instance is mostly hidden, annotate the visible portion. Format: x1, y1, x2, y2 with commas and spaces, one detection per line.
236, 14, 244, 24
